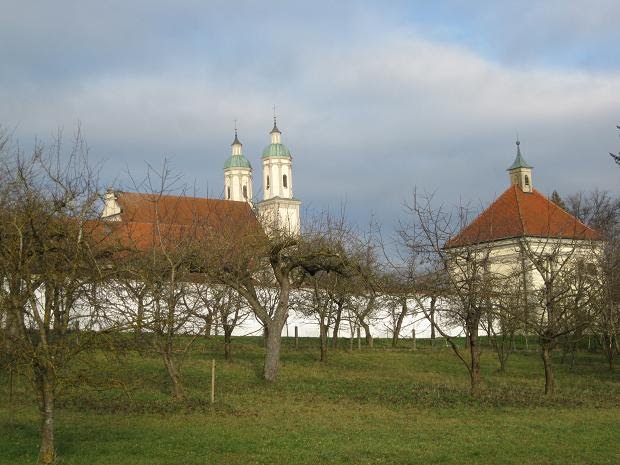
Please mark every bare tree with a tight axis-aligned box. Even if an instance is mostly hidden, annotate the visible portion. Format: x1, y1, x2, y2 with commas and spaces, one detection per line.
400, 191, 510, 396
106, 166, 203, 400
481, 274, 524, 372
202, 213, 350, 381
295, 268, 351, 361
520, 236, 602, 394
348, 225, 385, 349
381, 274, 412, 348
565, 190, 620, 369
0, 130, 113, 465
191, 283, 250, 360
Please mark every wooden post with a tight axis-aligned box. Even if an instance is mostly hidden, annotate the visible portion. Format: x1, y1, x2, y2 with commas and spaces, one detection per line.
210, 359, 215, 404
294, 326, 299, 349
412, 328, 416, 351
357, 327, 361, 350
8, 367, 14, 424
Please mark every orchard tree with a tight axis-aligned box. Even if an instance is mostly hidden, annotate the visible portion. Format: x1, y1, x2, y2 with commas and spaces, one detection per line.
400, 191, 512, 396
203, 213, 350, 381
0, 129, 114, 465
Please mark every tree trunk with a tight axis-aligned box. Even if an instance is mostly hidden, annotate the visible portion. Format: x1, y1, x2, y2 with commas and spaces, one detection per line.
541, 342, 555, 395
36, 363, 55, 465
319, 317, 328, 362
361, 321, 373, 348
391, 300, 408, 347
162, 352, 185, 400
468, 332, 481, 397
135, 298, 144, 339
223, 326, 233, 360
331, 303, 343, 349
429, 296, 436, 346
204, 313, 213, 338
264, 319, 286, 382
603, 333, 616, 370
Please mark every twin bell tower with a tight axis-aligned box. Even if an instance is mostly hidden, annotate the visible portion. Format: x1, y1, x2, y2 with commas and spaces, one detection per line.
223, 116, 301, 236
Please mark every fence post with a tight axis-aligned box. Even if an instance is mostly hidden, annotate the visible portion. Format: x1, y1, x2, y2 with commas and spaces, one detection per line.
357, 327, 361, 350
210, 359, 215, 404
412, 328, 416, 351
294, 326, 299, 349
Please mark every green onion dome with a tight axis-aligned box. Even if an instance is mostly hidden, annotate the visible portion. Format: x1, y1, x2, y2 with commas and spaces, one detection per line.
224, 155, 252, 170
262, 143, 292, 159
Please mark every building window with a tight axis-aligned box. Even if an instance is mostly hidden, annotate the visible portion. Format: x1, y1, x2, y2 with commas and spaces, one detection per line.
243, 185, 248, 199
227, 187, 230, 199
283, 174, 288, 188
524, 175, 530, 186
266, 175, 270, 189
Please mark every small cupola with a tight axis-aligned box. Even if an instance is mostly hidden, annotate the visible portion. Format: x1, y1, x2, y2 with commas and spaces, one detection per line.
507, 140, 533, 193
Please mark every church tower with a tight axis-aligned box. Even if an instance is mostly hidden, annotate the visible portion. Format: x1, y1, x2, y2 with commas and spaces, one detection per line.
507, 140, 533, 193
224, 129, 253, 202
258, 117, 301, 235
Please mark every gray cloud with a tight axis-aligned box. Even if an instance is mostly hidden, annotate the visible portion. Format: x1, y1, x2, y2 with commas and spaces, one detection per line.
0, 0, 618, 234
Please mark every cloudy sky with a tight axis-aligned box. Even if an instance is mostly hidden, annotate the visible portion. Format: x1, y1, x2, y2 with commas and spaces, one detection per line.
1, 0, 619, 231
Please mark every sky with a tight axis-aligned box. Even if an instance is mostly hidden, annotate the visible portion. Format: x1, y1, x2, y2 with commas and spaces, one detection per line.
1, 0, 619, 234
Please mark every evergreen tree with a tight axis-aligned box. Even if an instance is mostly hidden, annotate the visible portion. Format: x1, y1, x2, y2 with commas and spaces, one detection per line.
550, 190, 567, 210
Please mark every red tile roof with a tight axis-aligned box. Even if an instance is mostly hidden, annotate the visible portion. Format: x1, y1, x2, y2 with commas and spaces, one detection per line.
446, 185, 602, 248
102, 192, 263, 252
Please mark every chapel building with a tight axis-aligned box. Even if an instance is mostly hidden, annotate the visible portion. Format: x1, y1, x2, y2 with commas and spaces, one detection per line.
445, 141, 602, 290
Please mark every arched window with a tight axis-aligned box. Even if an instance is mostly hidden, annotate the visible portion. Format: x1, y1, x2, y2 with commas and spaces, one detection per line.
227, 186, 230, 199
283, 174, 288, 188
243, 185, 248, 199
266, 175, 270, 189
524, 175, 530, 186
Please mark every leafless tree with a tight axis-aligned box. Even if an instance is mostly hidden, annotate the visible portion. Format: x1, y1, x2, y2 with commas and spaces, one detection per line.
565, 190, 620, 369
106, 165, 203, 400
0, 129, 113, 465
520, 236, 602, 394
202, 212, 350, 381
480, 274, 524, 372
400, 191, 510, 396
381, 274, 413, 348
190, 283, 250, 360
347, 224, 386, 349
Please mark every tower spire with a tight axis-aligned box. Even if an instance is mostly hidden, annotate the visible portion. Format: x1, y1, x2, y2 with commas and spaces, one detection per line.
231, 121, 242, 154
507, 139, 533, 192
270, 104, 281, 136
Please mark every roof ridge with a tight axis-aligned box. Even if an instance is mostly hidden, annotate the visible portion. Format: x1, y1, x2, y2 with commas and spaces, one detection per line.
513, 185, 526, 236
118, 191, 235, 204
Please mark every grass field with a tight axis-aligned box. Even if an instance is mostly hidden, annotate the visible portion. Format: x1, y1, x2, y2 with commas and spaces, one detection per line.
1, 336, 619, 464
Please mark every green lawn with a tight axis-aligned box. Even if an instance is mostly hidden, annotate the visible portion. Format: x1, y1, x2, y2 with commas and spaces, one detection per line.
1, 337, 619, 464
